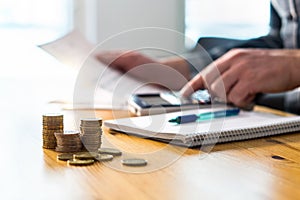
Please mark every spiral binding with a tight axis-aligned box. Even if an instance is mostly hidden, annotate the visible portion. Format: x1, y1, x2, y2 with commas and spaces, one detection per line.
184, 120, 300, 146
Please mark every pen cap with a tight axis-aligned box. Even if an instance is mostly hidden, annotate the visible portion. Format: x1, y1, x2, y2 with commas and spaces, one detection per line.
178, 114, 198, 123
212, 108, 240, 118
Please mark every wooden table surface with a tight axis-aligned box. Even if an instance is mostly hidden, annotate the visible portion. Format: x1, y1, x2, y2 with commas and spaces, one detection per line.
1, 37, 300, 200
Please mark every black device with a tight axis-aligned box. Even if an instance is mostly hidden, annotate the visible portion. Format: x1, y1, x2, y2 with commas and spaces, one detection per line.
128, 90, 215, 116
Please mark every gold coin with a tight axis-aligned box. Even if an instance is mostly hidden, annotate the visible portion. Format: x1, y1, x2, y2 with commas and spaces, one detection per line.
57, 153, 74, 161
55, 146, 82, 153
43, 113, 63, 117
43, 145, 57, 148
73, 152, 98, 160
67, 159, 94, 166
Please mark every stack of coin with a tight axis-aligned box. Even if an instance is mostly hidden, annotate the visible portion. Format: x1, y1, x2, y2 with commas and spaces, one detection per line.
42, 114, 63, 149
80, 118, 102, 152
54, 130, 82, 152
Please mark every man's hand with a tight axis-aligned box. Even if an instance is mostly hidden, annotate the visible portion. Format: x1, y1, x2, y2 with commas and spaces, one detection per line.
180, 49, 300, 108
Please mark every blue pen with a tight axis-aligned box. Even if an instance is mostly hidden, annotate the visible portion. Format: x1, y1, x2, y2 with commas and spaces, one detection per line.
168, 108, 240, 124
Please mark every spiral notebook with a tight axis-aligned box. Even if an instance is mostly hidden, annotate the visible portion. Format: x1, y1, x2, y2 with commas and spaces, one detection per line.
104, 108, 300, 147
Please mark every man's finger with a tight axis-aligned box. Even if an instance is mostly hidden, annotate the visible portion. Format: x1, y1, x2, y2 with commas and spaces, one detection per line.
180, 74, 205, 97
211, 67, 240, 98
227, 81, 254, 108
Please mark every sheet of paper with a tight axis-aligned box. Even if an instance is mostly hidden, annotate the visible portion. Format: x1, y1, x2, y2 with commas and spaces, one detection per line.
40, 30, 164, 110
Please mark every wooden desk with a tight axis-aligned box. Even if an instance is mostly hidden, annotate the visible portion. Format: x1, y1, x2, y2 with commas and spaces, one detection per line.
1, 39, 300, 200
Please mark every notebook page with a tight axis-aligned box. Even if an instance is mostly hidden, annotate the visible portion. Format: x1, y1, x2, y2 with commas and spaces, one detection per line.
104, 108, 299, 140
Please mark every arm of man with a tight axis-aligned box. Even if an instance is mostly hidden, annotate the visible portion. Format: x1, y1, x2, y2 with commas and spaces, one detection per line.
180, 48, 300, 108
95, 50, 190, 90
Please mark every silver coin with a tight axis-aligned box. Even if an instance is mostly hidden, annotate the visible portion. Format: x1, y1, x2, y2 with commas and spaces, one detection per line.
121, 158, 147, 166
97, 154, 114, 162
98, 148, 122, 156
80, 118, 102, 125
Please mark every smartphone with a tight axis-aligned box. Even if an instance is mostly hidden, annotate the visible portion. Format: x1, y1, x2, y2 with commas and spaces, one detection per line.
128, 90, 215, 116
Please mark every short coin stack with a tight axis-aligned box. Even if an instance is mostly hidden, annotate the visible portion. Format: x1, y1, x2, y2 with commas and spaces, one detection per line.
80, 118, 102, 152
54, 130, 82, 152
42, 114, 63, 149
57, 148, 148, 167
57, 149, 120, 166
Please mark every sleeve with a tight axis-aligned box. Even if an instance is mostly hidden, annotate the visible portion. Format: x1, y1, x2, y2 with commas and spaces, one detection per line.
196, 2, 283, 60
284, 89, 300, 114
185, 2, 283, 76
185, 3, 300, 115
234, 3, 283, 49
255, 89, 300, 115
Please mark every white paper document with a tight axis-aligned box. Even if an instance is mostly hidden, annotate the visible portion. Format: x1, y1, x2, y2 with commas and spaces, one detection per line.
40, 30, 164, 110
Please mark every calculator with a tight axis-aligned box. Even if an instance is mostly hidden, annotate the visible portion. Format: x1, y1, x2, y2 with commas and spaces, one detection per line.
128, 90, 216, 116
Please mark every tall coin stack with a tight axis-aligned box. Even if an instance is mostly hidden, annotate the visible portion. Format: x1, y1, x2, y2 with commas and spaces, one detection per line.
80, 118, 102, 152
54, 130, 82, 152
42, 114, 63, 149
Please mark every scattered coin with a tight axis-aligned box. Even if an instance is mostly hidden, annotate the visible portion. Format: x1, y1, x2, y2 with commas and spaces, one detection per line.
121, 158, 147, 166
57, 153, 74, 161
67, 159, 95, 166
97, 154, 113, 162
98, 148, 122, 156
74, 152, 98, 160
43, 114, 146, 167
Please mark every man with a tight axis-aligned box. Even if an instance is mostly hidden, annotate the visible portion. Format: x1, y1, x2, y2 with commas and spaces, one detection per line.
96, 0, 300, 114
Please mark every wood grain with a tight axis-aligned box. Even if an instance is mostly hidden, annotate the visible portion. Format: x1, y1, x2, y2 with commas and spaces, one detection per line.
32, 107, 300, 200
2, 41, 300, 200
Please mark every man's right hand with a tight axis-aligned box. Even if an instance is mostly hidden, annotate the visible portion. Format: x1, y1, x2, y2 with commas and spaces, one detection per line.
180, 48, 300, 108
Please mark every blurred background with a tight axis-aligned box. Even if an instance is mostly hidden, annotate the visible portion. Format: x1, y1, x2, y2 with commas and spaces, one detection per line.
0, 0, 271, 133
1, 0, 269, 47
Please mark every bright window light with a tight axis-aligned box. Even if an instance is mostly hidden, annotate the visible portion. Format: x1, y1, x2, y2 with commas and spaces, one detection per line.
0, 0, 73, 45
185, 0, 270, 47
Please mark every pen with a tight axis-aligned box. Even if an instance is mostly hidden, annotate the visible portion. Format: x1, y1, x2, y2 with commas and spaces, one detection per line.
168, 108, 240, 124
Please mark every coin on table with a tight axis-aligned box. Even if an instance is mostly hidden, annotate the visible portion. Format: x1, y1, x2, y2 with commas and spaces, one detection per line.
121, 158, 147, 166
43, 113, 63, 119
67, 159, 94, 166
80, 118, 102, 124
97, 154, 113, 162
56, 146, 82, 153
57, 153, 74, 161
73, 152, 98, 160
98, 148, 122, 156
